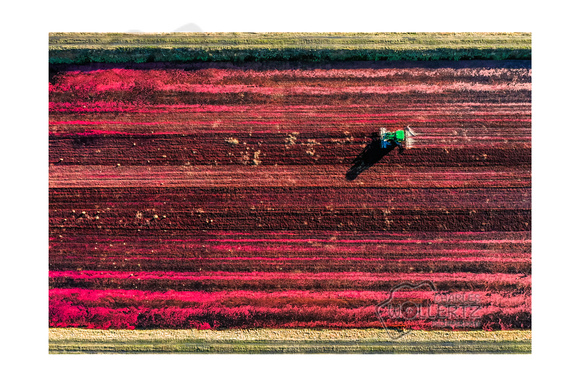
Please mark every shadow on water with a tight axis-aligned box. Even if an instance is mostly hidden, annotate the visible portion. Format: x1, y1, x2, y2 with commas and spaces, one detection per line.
345, 133, 399, 181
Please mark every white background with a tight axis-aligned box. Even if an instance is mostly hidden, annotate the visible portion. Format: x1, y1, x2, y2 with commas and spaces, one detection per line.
1, 1, 579, 386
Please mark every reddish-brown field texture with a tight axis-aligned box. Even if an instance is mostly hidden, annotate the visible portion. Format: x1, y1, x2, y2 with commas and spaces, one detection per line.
49, 60, 531, 331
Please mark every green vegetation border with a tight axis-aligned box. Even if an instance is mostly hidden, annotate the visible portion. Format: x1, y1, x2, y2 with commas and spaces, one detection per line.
49, 328, 532, 354
49, 32, 531, 64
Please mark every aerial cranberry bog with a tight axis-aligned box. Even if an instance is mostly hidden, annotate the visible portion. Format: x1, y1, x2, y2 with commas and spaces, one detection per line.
48, 33, 531, 353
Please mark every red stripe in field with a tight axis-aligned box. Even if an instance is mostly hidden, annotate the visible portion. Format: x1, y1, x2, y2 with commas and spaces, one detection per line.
51, 83, 532, 95
49, 68, 531, 97
49, 270, 530, 285
54, 230, 526, 239
50, 288, 531, 308
50, 120, 217, 126
49, 288, 530, 330
49, 102, 531, 117
51, 255, 529, 262
50, 67, 530, 84
204, 238, 529, 244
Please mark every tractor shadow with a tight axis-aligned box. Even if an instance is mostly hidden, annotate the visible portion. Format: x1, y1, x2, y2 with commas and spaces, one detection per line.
345, 133, 398, 181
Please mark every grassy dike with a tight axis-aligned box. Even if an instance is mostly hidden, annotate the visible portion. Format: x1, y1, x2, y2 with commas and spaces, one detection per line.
49, 328, 531, 354
49, 32, 531, 64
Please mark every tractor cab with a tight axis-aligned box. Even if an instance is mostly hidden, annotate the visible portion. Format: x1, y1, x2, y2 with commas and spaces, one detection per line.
379, 126, 415, 149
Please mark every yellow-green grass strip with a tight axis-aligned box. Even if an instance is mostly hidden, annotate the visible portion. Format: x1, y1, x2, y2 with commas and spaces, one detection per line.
49, 32, 531, 64
49, 328, 531, 354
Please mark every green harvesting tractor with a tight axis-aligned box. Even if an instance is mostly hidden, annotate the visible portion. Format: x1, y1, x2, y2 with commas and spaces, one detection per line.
380, 126, 416, 151
345, 125, 417, 180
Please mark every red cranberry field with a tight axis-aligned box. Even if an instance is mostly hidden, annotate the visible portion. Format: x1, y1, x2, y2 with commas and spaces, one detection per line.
49, 57, 531, 344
